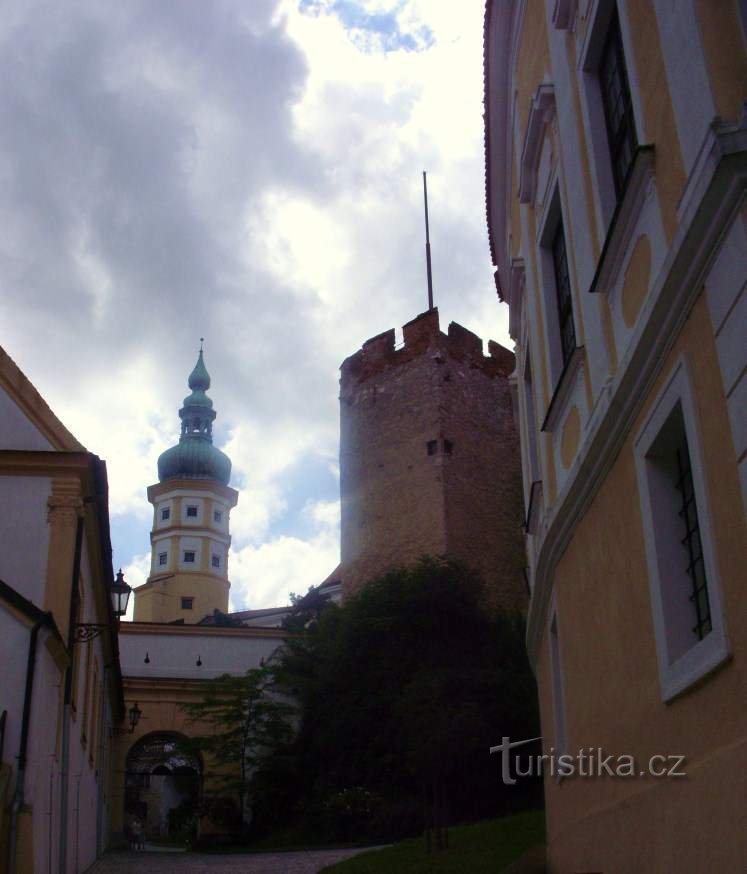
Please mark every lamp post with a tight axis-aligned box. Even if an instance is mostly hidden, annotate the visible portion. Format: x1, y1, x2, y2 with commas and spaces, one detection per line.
113, 701, 142, 736
110, 569, 132, 618
72, 569, 132, 643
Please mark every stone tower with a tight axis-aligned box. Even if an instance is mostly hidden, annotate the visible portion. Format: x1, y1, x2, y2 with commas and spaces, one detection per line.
133, 348, 238, 623
339, 308, 525, 611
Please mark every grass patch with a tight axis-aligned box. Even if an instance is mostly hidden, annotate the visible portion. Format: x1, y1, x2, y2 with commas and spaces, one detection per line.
320, 811, 544, 874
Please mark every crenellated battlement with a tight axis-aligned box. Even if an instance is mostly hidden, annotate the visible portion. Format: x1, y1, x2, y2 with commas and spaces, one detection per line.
337, 306, 525, 609
340, 308, 514, 392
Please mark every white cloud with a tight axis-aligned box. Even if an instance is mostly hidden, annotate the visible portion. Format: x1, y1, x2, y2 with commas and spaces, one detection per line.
1, 0, 509, 613
121, 552, 151, 621
229, 498, 340, 609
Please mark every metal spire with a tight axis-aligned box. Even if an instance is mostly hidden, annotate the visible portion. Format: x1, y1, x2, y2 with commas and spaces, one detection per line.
423, 171, 434, 311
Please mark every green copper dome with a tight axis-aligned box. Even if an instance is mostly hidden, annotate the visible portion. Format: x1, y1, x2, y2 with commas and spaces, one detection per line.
157, 347, 232, 486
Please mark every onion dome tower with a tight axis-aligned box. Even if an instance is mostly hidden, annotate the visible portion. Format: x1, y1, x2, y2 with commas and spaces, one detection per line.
133, 344, 239, 623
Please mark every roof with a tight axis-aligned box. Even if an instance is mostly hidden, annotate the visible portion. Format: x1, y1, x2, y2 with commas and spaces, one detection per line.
0, 345, 85, 451
483, 0, 514, 302
157, 348, 232, 486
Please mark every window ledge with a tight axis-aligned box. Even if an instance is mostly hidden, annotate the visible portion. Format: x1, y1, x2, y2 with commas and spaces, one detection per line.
661, 630, 731, 703
541, 345, 585, 433
589, 145, 655, 295
525, 480, 544, 535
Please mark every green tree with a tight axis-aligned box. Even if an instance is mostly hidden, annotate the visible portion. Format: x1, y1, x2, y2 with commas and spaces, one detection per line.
254, 558, 540, 845
180, 665, 295, 835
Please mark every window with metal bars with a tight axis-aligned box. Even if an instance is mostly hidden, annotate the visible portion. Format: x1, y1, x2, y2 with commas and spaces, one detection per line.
674, 441, 712, 640
551, 221, 576, 368
599, 8, 638, 198
635, 368, 729, 700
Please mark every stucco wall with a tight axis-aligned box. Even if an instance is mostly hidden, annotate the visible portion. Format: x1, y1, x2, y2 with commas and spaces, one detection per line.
0, 476, 51, 607
0, 390, 54, 451
119, 625, 286, 680
538, 292, 747, 872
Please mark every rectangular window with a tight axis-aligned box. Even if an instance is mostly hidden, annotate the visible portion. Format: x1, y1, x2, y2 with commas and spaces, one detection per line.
642, 403, 712, 658
158, 552, 167, 566
523, 354, 541, 480
427, 440, 438, 456
186, 505, 198, 518
634, 359, 729, 701
551, 221, 576, 368
443, 440, 453, 456
181, 597, 194, 610
183, 551, 195, 563
674, 442, 711, 640
549, 610, 567, 758
161, 507, 170, 521
214, 510, 223, 523
599, 7, 638, 197
211, 554, 220, 568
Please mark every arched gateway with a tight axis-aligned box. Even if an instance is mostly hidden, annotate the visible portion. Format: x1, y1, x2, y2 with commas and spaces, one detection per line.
124, 732, 202, 841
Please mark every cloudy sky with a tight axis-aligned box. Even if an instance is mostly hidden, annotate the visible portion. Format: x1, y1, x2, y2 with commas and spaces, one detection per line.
1, 0, 509, 613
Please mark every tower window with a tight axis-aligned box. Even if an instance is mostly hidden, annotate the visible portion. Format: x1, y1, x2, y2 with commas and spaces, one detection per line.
161, 507, 170, 521
186, 506, 198, 518
443, 439, 453, 455
211, 554, 220, 568
214, 510, 223, 523
183, 551, 195, 563
427, 440, 438, 456
158, 552, 167, 566
181, 597, 194, 610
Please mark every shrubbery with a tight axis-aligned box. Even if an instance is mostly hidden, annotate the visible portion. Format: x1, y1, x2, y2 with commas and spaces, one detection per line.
250, 558, 541, 845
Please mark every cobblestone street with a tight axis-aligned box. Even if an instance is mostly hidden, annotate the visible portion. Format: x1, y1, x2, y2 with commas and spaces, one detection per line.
87, 847, 373, 874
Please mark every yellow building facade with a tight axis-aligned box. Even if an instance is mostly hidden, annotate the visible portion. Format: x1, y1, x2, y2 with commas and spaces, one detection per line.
0, 346, 125, 874
484, 1, 746, 871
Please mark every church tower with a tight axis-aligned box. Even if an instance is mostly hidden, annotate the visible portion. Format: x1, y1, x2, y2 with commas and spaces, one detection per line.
133, 347, 238, 623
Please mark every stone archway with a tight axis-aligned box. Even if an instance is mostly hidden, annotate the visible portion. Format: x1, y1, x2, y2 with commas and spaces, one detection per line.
124, 732, 202, 843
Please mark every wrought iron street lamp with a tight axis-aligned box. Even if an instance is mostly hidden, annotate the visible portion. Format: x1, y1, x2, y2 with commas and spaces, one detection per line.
128, 702, 142, 732
73, 569, 132, 643
113, 701, 142, 736
111, 568, 132, 618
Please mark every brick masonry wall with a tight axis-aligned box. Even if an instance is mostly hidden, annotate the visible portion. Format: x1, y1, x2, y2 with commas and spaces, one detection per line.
339, 308, 526, 612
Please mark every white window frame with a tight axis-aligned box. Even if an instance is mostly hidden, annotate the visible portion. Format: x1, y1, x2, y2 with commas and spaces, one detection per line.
186, 505, 198, 518
211, 553, 221, 569
183, 550, 196, 564
158, 551, 168, 567
634, 356, 730, 702
213, 509, 223, 524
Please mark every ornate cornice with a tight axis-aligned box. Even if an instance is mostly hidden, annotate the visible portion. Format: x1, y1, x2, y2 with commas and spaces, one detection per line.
119, 621, 289, 639
147, 477, 239, 505
519, 84, 556, 204
47, 479, 84, 526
